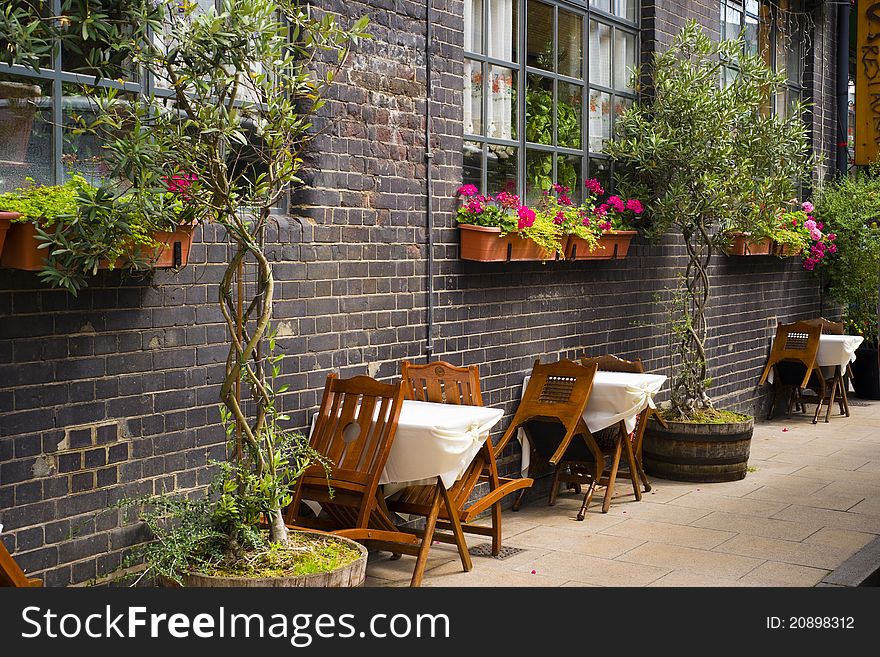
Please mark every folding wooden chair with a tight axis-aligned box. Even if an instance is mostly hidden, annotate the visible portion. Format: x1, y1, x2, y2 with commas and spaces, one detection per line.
1, 540, 42, 587
284, 374, 468, 587
387, 361, 533, 555
759, 321, 827, 423
495, 359, 601, 521
580, 354, 656, 511
802, 317, 850, 417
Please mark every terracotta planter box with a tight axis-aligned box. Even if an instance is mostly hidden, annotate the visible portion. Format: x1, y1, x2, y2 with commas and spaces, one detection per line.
772, 241, 801, 257
565, 230, 636, 260
459, 223, 558, 262
725, 232, 773, 256
0, 220, 196, 271
0, 211, 18, 259
0, 221, 46, 271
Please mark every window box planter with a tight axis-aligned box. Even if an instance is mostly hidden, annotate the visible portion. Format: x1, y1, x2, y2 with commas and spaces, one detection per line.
771, 241, 801, 257
724, 232, 773, 256
0, 211, 17, 257
565, 230, 637, 260
458, 223, 560, 262
0, 221, 196, 271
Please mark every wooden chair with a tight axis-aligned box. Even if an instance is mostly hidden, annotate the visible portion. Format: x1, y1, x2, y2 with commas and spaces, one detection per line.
580, 354, 656, 511
495, 359, 601, 521
758, 321, 828, 423
284, 374, 469, 587
387, 361, 533, 556
801, 317, 850, 417
1, 540, 42, 587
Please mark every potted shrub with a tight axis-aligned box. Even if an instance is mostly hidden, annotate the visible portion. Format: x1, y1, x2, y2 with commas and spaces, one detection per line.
456, 185, 564, 261
6, 0, 371, 584
814, 165, 880, 399
604, 23, 813, 481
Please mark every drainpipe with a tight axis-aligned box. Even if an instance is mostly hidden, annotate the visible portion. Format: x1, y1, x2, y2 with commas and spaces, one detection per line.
424, 0, 436, 362
837, 0, 851, 177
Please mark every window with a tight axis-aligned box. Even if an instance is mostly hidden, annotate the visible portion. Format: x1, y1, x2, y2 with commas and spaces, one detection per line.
463, 0, 638, 201
0, 0, 219, 194
720, 0, 806, 118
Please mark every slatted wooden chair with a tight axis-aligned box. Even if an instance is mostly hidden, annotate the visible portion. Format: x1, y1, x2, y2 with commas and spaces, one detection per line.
495, 359, 601, 521
387, 361, 533, 556
284, 374, 468, 587
801, 317, 850, 417
1, 540, 42, 587
759, 321, 826, 423
580, 354, 656, 511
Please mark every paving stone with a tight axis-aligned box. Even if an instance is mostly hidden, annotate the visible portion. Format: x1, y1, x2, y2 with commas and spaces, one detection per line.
690, 511, 821, 541
599, 519, 736, 550
618, 542, 764, 578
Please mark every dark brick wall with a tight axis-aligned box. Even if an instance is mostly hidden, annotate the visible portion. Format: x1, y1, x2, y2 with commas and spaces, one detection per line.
0, 0, 838, 585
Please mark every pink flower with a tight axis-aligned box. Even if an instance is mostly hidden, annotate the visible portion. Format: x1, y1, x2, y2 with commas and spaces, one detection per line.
608, 195, 625, 213
817, 222, 824, 230
595, 203, 609, 218
517, 205, 536, 229
809, 228, 823, 241
801, 201, 814, 213
804, 219, 817, 231
559, 194, 573, 206
466, 198, 485, 214
625, 198, 644, 214
599, 220, 612, 231
553, 211, 565, 225
828, 243, 837, 253
581, 217, 591, 227
457, 184, 479, 197
584, 178, 604, 195
496, 191, 520, 209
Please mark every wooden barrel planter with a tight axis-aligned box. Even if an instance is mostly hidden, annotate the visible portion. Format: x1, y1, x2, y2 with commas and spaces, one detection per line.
851, 343, 880, 400
178, 532, 368, 588
642, 416, 754, 483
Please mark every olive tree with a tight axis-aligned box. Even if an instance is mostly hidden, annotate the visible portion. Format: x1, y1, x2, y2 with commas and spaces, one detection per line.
605, 22, 813, 419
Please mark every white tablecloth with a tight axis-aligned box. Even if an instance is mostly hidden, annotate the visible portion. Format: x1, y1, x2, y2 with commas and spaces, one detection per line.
766, 334, 864, 383
517, 371, 667, 477
311, 400, 503, 490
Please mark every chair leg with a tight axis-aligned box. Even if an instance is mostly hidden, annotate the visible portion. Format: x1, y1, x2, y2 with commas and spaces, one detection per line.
825, 380, 836, 423
623, 437, 641, 502
549, 462, 565, 506
511, 488, 526, 512
576, 481, 596, 521
811, 391, 823, 424
602, 439, 623, 513
410, 484, 442, 587
840, 376, 850, 417
438, 479, 472, 573
490, 501, 502, 556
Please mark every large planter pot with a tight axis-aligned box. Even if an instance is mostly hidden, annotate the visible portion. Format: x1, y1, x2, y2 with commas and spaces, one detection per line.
179, 531, 368, 588
0, 81, 41, 165
0, 211, 18, 257
724, 232, 773, 256
145, 224, 196, 268
772, 241, 801, 257
642, 415, 754, 483
850, 343, 880, 400
0, 222, 46, 271
459, 223, 558, 261
565, 230, 636, 260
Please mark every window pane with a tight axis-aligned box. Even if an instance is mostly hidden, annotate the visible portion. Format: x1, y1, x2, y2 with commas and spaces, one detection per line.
558, 82, 582, 149
526, 74, 553, 145
743, 13, 758, 56
527, 0, 554, 72
0, 76, 53, 191
613, 30, 637, 91
464, 59, 483, 135
589, 21, 611, 88
465, 0, 484, 53
61, 2, 135, 80
525, 149, 553, 201
746, 0, 759, 14
463, 140, 483, 191
589, 90, 611, 152
488, 0, 517, 63
488, 66, 516, 140
487, 144, 518, 195
590, 0, 611, 13
612, 0, 636, 22
557, 154, 582, 203
62, 91, 113, 187
589, 157, 611, 194
558, 9, 583, 79
725, 3, 742, 44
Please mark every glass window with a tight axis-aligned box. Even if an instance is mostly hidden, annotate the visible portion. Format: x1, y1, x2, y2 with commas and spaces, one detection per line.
0, 75, 53, 191
464, 0, 637, 196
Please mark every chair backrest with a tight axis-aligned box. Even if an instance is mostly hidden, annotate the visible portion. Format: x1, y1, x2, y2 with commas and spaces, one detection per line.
1, 540, 41, 587
495, 359, 599, 465
288, 374, 404, 528
802, 317, 844, 335
400, 360, 483, 406
581, 354, 644, 374
758, 321, 822, 388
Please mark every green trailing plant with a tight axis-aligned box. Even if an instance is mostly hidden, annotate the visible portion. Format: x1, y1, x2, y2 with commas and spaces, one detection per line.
605, 22, 813, 419
814, 164, 880, 344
